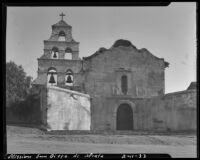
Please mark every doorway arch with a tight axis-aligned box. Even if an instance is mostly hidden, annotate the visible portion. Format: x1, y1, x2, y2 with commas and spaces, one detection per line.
116, 103, 133, 130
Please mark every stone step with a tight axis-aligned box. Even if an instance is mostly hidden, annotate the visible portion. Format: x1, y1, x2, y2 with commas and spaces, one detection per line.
44, 130, 196, 135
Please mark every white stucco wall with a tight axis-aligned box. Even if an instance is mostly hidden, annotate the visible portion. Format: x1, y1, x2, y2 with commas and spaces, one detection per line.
46, 86, 91, 130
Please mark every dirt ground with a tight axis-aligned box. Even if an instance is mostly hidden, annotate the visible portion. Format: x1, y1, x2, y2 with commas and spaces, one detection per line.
6, 125, 197, 158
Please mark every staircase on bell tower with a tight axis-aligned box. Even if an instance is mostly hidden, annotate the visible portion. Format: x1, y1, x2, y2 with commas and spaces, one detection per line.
43, 13, 80, 60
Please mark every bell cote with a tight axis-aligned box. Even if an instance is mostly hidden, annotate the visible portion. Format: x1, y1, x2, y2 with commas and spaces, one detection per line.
48, 13, 74, 42
43, 13, 80, 60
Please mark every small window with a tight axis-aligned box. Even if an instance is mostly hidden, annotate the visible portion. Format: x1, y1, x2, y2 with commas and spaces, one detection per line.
47, 68, 57, 86
65, 69, 73, 86
64, 48, 72, 59
51, 47, 59, 59
58, 31, 66, 41
121, 75, 128, 95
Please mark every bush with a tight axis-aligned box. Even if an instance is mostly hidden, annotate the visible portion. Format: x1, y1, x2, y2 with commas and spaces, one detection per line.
6, 61, 41, 124
6, 61, 32, 108
6, 93, 41, 124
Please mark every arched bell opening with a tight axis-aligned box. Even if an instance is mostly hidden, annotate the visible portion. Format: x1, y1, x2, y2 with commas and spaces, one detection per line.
51, 47, 59, 59
65, 69, 73, 86
58, 31, 66, 41
64, 48, 72, 60
47, 67, 57, 86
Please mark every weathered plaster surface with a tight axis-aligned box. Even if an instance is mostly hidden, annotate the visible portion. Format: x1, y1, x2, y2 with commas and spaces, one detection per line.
82, 46, 166, 130
45, 86, 91, 131
34, 24, 196, 132
102, 89, 196, 131
83, 46, 165, 99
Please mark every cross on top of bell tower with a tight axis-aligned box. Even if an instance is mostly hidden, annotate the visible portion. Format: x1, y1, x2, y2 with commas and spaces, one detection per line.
59, 12, 66, 21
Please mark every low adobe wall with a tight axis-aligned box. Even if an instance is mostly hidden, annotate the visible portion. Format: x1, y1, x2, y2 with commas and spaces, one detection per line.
40, 86, 91, 131
40, 86, 196, 132
144, 89, 197, 131
95, 89, 196, 132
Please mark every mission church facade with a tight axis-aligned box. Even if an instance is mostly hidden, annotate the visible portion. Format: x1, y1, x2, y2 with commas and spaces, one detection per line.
33, 13, 196, 131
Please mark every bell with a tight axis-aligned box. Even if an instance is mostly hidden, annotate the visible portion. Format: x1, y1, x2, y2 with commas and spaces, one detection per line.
49, 73, 56, 84
53, 53, 57, 58
66, 75, 72, 83
67, 72, 72, 75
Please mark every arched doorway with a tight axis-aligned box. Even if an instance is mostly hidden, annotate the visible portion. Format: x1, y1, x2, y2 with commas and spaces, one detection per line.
116, 103, 133, 130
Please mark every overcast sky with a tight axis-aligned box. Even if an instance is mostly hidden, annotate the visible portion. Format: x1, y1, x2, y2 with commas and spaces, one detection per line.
6, 3, 196, 93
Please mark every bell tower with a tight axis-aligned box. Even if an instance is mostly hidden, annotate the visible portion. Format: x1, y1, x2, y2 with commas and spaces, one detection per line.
43, 13, 79, 60
33, 13, 83, 88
